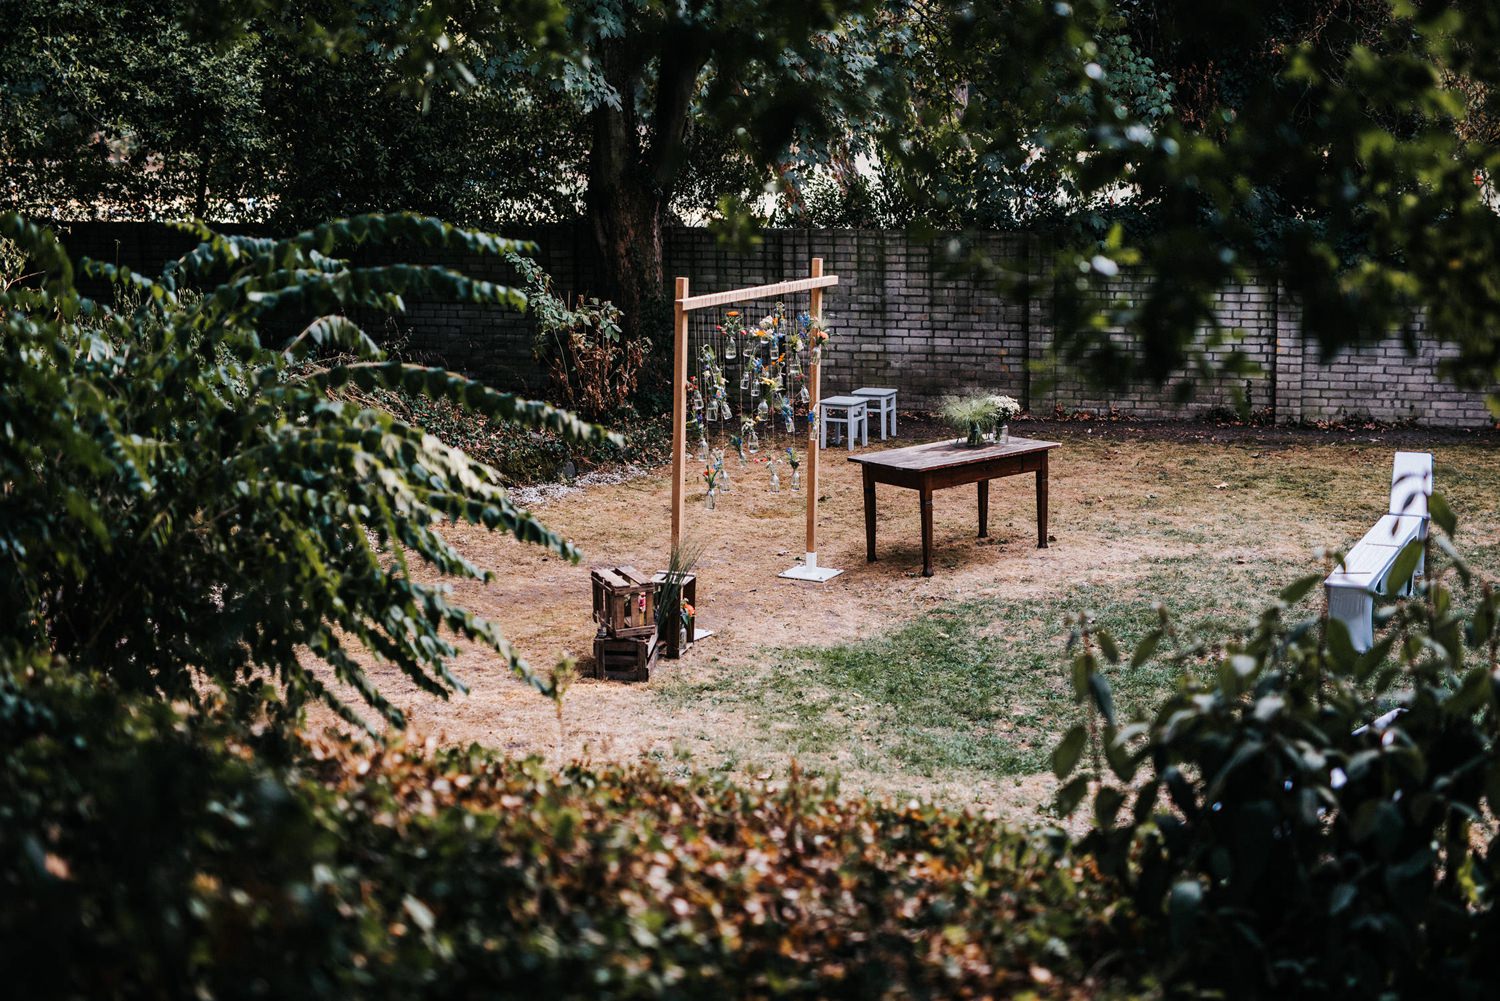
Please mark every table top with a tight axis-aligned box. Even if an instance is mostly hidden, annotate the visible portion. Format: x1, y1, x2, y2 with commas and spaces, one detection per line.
852, 387, 897, 396
820, 395, 869, 407
848, 436, 1059, 472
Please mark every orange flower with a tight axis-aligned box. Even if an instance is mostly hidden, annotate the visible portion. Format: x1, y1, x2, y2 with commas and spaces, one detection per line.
681, 602, 695, 617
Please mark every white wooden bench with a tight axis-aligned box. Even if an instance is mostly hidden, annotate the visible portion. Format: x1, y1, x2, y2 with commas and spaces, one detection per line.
1324, 451, 1433, 651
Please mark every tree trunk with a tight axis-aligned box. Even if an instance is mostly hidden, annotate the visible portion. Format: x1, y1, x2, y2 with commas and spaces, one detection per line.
587, 166, 669, 377
584, 31, 709, 397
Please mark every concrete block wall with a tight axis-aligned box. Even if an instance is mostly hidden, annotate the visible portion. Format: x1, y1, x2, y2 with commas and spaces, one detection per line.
34, 219, 1497, 428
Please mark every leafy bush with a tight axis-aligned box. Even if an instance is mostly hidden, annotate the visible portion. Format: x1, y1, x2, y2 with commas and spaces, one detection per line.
509, 252, 646, 421
1055, 498, 1500, 997
360, 385, 672, 486
0, 213, 613, 731
0, 656, 1140, 1000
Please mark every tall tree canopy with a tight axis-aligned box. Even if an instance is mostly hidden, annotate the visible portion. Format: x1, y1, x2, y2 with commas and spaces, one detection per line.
6, 0, 1500, 404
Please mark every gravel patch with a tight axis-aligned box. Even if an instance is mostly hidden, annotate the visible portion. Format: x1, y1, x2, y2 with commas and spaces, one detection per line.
507, 463, 653, 509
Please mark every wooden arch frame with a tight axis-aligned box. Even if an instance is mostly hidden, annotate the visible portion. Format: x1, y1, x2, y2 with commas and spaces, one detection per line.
670, 258, 843, 581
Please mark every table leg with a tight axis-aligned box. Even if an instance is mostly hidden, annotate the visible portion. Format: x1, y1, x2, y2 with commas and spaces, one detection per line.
978, 479, 989, 538
919, 485, 935, 577
863, 467, 877, 562
1036, 454, 1049, 548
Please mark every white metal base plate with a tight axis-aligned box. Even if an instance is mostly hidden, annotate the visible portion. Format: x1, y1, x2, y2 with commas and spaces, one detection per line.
692, 627, 714, 642
779, 552, 843, 582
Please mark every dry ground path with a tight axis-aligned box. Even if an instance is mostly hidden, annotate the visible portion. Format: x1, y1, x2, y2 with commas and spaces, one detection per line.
329, 418, 1500, 823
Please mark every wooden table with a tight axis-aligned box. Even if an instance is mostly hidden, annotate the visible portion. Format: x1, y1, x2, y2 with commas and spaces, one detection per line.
849, 437, 1058, 577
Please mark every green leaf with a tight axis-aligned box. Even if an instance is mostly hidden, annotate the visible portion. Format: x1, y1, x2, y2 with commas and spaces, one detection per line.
1097, 631, 1120, 663
1429, 493, 1456, 537
1169, 880, 1203, 948
1088, 671, 1116, 726
1382, 539, 1425, 598
1327, 616, 1357, 673
1444, 667, 1493, 716
1434, 534, 1472, 586
1052, 724, 1088, 779
1280, 573, 1323, 605
1130, 629, 1162, 668
1104, 724, 1145, 781
1056, 775, 1090, 817
1070, 652, 1092, 700
1093, 785, 1126, 829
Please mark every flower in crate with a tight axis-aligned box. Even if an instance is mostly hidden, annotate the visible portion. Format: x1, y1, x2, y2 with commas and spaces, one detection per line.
785, 447, 799, 469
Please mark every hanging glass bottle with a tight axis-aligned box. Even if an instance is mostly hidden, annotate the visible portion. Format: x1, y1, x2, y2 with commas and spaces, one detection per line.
757, 398, 769, 419
692, 386, 704, 413
724, 334, 737, 360
750, 378, 761, 398
747, 428, 760, 454
799, 383, 810, 405
791, 466, 801, 491
769, 462, 780, 493
696, 435, 709, 462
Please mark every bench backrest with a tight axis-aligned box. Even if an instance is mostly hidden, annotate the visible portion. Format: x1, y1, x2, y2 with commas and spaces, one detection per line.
1389, 451, 1433, 519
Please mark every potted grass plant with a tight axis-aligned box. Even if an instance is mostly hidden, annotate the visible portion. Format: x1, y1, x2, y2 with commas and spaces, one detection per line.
940, 393, 999, 446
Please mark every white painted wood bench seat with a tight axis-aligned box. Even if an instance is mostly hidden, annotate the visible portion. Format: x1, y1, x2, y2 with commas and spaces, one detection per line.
1324, 452, 1433, 652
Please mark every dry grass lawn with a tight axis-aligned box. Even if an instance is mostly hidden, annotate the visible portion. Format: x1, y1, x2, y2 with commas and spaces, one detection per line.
330, 417, 1500, 825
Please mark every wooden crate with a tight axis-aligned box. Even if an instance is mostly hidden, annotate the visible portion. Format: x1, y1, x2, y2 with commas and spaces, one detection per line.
652, 571, 697, 659
591, 566, 657, 639
592, 634, 659, 682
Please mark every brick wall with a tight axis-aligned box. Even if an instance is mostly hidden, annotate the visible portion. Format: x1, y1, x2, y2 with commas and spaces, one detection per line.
40, 220, 1497, 428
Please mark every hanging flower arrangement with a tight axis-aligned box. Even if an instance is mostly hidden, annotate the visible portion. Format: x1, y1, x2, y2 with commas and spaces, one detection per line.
702, 463, 719, 509
808, 316, 830, 352
713, 448, 731, 492
720, 313, 744, 364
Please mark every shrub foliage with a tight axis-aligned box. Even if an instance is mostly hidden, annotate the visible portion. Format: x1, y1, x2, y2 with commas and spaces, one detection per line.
1056, 502, 1500, 996
0, 213, 614, 730
0, 659, 1133, 1000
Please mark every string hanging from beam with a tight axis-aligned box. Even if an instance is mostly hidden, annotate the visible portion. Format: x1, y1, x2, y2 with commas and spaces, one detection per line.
670, 260, 842, 582
686, 294, 819, 502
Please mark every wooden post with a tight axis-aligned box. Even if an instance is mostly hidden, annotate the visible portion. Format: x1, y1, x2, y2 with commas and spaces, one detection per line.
670, 276, 689, 551
805, 258, 823, 563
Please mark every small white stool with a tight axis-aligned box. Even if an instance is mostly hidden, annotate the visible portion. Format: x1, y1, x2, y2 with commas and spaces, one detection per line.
851, 387, 897, 440
818, 396, 868, 450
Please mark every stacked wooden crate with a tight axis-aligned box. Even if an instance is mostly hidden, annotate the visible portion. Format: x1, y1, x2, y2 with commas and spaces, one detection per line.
652, 570, 697, 660
590, 566, 659, 681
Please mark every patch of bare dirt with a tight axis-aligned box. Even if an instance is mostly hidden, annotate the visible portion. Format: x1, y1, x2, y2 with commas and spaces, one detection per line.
315, 417, 1500, 822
